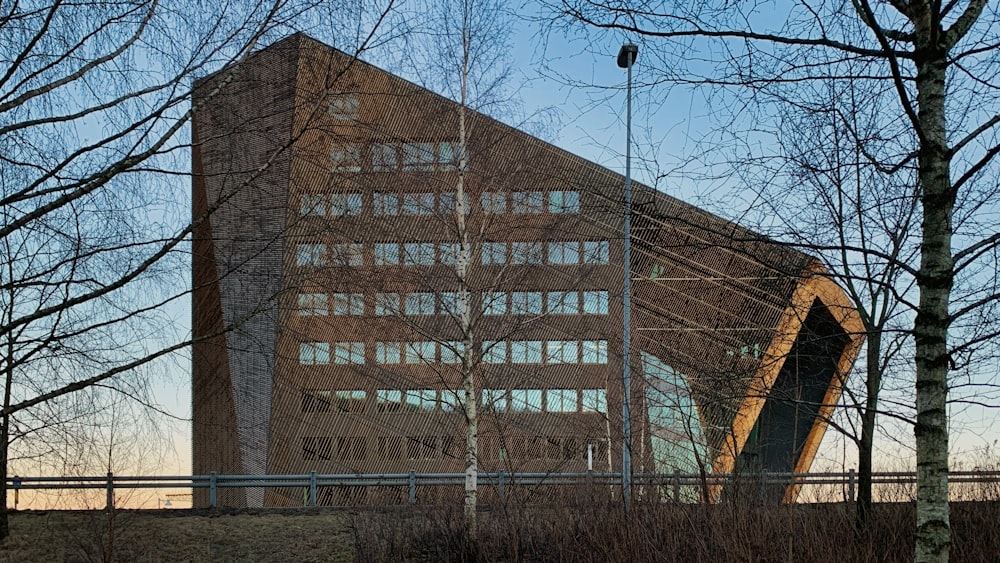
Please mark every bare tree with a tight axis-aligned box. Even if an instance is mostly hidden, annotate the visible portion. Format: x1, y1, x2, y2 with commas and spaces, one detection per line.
392, 0, 520, 529
550, 0, 1000, 560
759, 71, 921, 531
0, 0, 398, 539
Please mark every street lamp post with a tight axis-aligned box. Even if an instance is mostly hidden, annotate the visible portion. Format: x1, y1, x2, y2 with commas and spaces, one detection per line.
617, 42, 638, 511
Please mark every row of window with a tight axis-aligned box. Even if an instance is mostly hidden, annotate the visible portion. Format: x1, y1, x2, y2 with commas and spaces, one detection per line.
330, 142, 459, 173
297, 290, 609, 316
294, 240, 610, 267
299, 190, 581, 219
301, 388, 607, 414
303, 435, 609, 462
298, 340, 610, 366
481, 240, 608, 265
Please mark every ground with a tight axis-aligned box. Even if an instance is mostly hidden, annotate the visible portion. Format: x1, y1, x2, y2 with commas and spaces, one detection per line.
0, 509, 355, 562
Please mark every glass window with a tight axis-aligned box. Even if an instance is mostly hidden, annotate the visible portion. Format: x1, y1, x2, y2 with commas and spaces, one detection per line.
373, 193, 400, 216
376, 389, 403, 412
546, 340, 578, 364
438, 292, 461, 315
482, 341, 506, 364
482, 388, 509, 411
403, 142, 436, 171
402, 242, 435, 265
547, 291, 579, 314
511, 242, 543, 264
334, 390, 367, 413
375, 293, 400, 315
440, 192, 470, 214
512, 191, 544, 213
419, 389, 438, 411
480, 192, 506, 214
482, 291, 507, 315
328, 93, 359, 120
296, 244, 326, 267
372, 143, 398, 171
511, 389, 542, 412
330, 193, 362, 216
582, 340, 608, 364
402, 192, 435, 215
330, 243, 363, 266
582, 291, 609, 314
404, 390, 422, 411
299, 342, 330, 365
583, 241, 609, 264
511, 292, 543, 315
547, 389, 578, 413
331, 293, 364, 315
405, 292, 435, 315
438, 243, 462, 266
481, 242, 507, 265
300, 194, 326, 216
548, 241, 581, 265
374, 243, 400, 265
376, 342, 401, 364
333, 342, 364, 364
331, 145, 361, 172
438, 141, 458, 170
511, 340, 543, 364
549, 190, 580, 213
298, 293, 328, 316
582, 389, 608, 413
405, 341, 435, 364
441, 389, 467, 412
440, 341, 465, 364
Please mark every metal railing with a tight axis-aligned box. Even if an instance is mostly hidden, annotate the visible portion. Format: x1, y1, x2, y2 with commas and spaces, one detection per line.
8, 469, 1000, 510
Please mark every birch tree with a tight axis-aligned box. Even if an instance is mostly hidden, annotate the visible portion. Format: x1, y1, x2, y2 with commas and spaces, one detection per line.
550, 1, 1000, 560
398, 0, 518, 530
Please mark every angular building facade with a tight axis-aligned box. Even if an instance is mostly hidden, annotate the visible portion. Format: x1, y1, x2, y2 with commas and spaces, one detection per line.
192, 34, 864, 507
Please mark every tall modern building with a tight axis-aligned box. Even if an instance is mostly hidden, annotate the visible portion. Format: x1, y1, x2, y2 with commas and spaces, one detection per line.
192, 34, 864, 507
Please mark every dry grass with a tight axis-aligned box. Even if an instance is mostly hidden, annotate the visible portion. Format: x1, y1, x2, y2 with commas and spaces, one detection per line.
0, 508, 355, 562
2, 501, 999, 562
350, 501, 1000, 562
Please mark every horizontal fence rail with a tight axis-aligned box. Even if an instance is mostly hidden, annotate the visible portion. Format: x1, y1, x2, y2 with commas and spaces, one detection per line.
8, 470, 1000, 510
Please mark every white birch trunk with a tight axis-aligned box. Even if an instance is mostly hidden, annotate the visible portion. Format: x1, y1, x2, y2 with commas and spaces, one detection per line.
457, 7, 477, 532
912, 6, 954, 559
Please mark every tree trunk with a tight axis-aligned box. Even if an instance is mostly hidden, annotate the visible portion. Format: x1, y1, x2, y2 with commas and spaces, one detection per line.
913, 19, 953, 562
0, 413, 8, 541
457, 30, 477, 535
856, 329, 881, 535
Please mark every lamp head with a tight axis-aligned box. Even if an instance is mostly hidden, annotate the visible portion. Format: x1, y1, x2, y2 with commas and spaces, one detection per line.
617, 44, 638, 68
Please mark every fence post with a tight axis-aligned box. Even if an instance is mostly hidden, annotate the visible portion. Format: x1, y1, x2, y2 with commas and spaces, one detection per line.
408, 470, 416, 505
105, 472, 114, 511
673, 469, 681, 503
309, 471, 318, 507
848, 468, 856, 503
209, 472, 218, 508
498, 471, 506, 503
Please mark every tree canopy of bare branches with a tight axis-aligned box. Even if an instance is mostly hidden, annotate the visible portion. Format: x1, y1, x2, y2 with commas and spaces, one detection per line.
548, 0, 1000, 560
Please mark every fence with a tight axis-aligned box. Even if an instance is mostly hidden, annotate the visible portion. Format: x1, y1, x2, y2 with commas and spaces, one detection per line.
8, 470, 1000, 510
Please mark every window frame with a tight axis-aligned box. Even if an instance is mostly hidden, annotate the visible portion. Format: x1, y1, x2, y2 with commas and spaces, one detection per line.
331, 292, 364, 316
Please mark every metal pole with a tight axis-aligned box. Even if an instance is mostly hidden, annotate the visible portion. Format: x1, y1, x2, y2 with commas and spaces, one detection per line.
617, 42, 638, 512
105, 471, 114, 512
